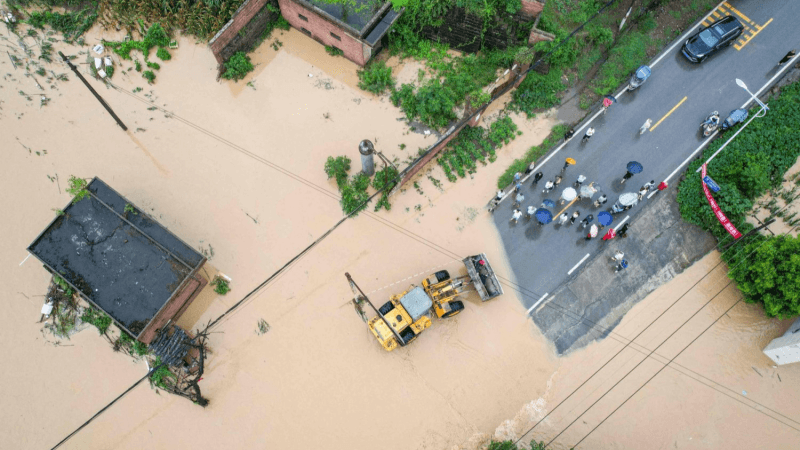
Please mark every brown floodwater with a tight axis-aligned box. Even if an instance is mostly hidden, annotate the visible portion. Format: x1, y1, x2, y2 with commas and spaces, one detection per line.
2, 20, 798, 450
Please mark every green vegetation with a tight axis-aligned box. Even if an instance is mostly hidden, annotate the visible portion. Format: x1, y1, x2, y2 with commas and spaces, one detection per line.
486, 440, 548, 450
150, 357, 177, 389
727, 235, 800, 319
677, 81, 800, 319
104, 21, 170, 82
212, 277, 231, 295
324, 155, 371, 215
438, 116, 519, 182
105, 65, 114, 78
124, 203, 137, 215
156, 47, 171, 60
117, 331, 149, 356
511, 67, 565, 117
325, 45, 344, 57
372, 165, 399, 211
54, 275, 74, 296
221, 51, 254, 81
143, 70, 155, 83
52, 301, 78, 337
591, 30, 648, 95
81, 306, 112, 335
66, 175, 89, 203
26, 7, 98, 42
497, 123, 569, 188
357, 61, 395, 95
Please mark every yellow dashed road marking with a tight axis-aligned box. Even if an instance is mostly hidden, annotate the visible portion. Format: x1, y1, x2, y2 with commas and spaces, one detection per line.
650, 96, 687, 132
724, 2, 753, 23
735, 18, 773, 50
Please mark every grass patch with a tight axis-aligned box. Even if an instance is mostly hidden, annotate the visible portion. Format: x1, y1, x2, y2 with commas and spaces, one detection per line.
81, 306, 112, 335
510, 67, 566, 118
26, 7, 97, 42
591, 31, 649, 95
357, 61, 395, 95
497, 123, 569, 188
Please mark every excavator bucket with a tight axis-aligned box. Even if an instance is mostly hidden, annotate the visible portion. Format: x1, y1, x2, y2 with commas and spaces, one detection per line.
462, 254, 503, 301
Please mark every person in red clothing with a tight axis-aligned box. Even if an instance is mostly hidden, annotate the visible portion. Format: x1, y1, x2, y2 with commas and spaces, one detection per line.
602, 229, 616, 241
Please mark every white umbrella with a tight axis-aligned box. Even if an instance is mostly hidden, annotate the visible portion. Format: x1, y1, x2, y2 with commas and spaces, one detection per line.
561, 187, 577, 202
619, 192, 639, 207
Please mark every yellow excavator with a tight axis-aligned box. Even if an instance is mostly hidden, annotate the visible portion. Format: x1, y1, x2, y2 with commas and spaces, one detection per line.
346, 254, 503, 351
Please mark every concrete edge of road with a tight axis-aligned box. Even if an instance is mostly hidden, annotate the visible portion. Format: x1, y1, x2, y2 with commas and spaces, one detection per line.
491, 0, 728, 207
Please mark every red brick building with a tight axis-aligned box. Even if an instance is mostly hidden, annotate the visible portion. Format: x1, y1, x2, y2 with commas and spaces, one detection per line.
277, 0, 402, 66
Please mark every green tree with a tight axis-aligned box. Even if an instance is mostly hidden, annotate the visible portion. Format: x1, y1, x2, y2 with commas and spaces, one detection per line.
728, 235, 800, 319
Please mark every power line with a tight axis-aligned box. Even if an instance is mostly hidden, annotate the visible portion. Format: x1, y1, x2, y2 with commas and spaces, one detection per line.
530, 223, 800, 448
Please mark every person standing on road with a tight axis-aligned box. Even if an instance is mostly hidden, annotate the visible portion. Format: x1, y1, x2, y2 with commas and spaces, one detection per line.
513, 192, 524, 208
515, 181, 523, 193
543, 179, 555, 193
514, 172, 522, 183
496, 190, 504, 201
532, 171, 544, 186
488, 198, 499, 213
570, 211, 581, 224
574, 174, 587, 189
526, 205, 535, 219
564, 129, 575, 141
558, 213, 569, 225
620, 170, 635, 184
602, 228, 616, 241
618, 223, 630, 238
654, 181, 668, 195
553, 175, 563, 188
586, 224, 599, 241
582, 127, 595, 142
640, 118, 652, 135
580, 214, 594, 228
779, 50, 797, 66
510, 209, 522, 223
611, 250, 624, 263
615, 259, 629, 272
593, 194, 608, 207
525, 162, 536, 175
638, 186, 649, 201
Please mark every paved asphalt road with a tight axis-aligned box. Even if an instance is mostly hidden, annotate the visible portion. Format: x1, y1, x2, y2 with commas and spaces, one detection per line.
493, 0, 800, 310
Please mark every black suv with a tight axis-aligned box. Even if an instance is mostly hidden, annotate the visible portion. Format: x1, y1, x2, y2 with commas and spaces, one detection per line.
681, 15, 744, 63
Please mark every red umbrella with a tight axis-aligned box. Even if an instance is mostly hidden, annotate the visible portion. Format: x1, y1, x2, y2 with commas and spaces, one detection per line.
602, 229, 616, 241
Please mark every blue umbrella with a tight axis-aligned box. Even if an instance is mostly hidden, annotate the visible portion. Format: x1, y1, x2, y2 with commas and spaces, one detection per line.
597, 211, 613, 227
535, 208, 553, 225
626, 161, 643, 174
542, 199, 555, 208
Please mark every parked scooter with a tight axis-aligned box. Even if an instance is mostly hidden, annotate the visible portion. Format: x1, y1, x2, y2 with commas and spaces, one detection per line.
700, 111, 720, 137
627, 65, 651, 91
721, 108, 748, 131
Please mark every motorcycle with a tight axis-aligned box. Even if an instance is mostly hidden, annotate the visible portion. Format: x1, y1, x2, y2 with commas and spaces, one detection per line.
700, 111, 720, 137
627, 65, 651, 91
721, 108, 748, 132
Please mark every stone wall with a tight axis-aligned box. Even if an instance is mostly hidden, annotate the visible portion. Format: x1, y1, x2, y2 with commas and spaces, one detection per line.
209, 0, 281, 66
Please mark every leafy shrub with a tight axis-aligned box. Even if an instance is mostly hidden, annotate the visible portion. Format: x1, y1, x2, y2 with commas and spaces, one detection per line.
325, 45, 343, 56
104, 65, 114, 78
510, 68, 565, 118
324, 155, 352, 189
592, 31, 648, 95
212, 278, 231, 295
146, 61, 160, 70
66, 175, 89, 203
81, 307, 112, 335
341, 173, 371, 215
372, 165, 399, 211
587, 25, 613, 47
54, 275, 74, 296
104, 22, 170, 61
143, 70, 156, 83
437, 117, 520, 182
726, 235, 800, 319
221, 51, 254, 81
150, 357, 177, 389
639, 13, 657, 33
156, 47, 171, 61
357, 61, 395, 95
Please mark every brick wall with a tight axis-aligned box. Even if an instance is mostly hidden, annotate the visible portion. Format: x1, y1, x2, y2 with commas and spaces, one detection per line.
278, 0, 368, 66
209, 0, 279, 66
520, 0, 545, 18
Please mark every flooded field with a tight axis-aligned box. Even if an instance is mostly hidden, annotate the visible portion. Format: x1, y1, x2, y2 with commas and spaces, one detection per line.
2, 21, 799, 450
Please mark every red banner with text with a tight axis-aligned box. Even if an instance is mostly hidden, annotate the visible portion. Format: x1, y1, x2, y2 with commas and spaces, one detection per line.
701, 164, 742, 239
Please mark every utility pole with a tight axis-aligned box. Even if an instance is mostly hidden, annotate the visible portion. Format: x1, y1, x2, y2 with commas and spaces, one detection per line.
58, 51, 127, 131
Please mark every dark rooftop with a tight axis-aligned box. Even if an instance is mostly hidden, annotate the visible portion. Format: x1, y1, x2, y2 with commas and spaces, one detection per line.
28, 178, 204, 337
304, 0, 388, 34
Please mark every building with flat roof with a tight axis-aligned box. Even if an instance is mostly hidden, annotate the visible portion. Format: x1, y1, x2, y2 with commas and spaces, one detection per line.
278, 0, 402, 66
27, 178, 207, 344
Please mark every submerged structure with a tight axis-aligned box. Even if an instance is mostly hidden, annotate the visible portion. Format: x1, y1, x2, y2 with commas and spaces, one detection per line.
27, 178, 207, 344
278, 0, 402, 66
